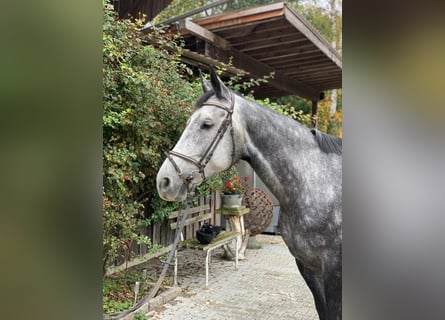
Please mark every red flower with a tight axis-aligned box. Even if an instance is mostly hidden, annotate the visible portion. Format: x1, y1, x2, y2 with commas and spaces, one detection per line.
222, 172, 249, 194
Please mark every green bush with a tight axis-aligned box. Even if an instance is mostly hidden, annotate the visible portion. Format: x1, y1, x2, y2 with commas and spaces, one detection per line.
102, 3, 201, 274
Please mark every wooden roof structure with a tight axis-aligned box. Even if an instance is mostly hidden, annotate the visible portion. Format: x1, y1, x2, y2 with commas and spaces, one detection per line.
156, 2, 342, 100
113, 0, 172, 22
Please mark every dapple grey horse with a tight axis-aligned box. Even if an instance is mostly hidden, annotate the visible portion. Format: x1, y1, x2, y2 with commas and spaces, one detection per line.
157, 69, 342, 320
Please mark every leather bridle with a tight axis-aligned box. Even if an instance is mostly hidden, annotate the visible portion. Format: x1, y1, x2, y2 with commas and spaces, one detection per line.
165, 92, 236, 189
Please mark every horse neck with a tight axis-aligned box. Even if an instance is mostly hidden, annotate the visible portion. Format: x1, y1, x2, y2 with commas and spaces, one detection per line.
237, 98, 335, 210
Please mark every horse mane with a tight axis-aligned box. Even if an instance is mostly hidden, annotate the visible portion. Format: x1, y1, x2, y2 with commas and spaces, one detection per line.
310, 129, 342, 155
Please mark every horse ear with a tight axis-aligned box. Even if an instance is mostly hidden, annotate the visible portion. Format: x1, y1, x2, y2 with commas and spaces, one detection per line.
209, 66, 231, 100
199, 69, 212, 93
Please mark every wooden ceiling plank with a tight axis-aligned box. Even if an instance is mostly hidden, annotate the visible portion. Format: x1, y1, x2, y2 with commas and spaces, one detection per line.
288, 69, 341, 78
217, 19, 291, 40
258, 50, 322, 63
253, 47, 319, 61
228, 28, 300, 46
292, 63, 340, 73
263, 52, 326, 65
248, 42, 315, 56
195, 10, 285, 31
288, 60, 337, 69
238, 37, 309, 53
273, 57, 329, 69
287, 69, 341, 78
296, 74, 342, 82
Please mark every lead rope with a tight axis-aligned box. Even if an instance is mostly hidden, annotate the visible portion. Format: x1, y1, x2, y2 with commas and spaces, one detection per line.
146, 185, 196, 300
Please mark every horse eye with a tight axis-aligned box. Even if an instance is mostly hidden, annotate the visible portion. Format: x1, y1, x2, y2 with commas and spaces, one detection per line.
201, 120, 214, 130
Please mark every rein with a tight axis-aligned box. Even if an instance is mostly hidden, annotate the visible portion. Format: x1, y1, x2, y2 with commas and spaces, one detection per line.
165, 92, 236, 185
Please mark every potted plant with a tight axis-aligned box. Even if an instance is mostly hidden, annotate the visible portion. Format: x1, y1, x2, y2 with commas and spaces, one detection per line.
220, 169, 250, 208
196, 165, 250, 207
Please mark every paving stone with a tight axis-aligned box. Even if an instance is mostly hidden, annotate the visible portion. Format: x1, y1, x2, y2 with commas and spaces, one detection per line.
146, 235, 318, 319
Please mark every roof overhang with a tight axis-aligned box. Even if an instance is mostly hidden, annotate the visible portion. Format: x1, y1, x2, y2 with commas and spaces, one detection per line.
146, 2, 342, 100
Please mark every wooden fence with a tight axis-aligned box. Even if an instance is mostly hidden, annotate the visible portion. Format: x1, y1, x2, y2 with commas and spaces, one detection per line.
140, 191, 222, 252
108, 192, 222, 274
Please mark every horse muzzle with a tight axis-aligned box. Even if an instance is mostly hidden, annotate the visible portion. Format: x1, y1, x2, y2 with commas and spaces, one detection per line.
156, 172, 187, 201
156, 160, 203, 201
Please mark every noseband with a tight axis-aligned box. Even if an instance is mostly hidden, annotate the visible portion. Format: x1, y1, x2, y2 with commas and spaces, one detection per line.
165, 92, 236, 188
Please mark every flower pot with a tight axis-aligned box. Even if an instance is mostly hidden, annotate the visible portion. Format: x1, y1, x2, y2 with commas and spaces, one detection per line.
221, 193, 243, 208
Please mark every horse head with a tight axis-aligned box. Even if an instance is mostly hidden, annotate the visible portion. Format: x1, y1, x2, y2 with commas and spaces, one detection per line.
156, 69, 243, 201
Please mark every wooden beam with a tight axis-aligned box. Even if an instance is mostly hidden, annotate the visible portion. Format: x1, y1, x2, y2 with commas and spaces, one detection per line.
105, 245, 173, 276
168, 204, 210, 219
179, 19, 230, 49
284, 4, 342, 69
311, 99, 318, 128
195, 2, 285, 30
170, 213, 212, 230
181, 49, 244, 75
179, 19, 318, 99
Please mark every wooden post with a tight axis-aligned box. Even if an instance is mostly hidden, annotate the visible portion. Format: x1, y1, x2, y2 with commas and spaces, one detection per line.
311, 98, 318, 128
216, 206, 250, 260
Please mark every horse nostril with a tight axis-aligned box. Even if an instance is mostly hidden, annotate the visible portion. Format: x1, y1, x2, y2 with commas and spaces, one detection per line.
162, 177, 171, 189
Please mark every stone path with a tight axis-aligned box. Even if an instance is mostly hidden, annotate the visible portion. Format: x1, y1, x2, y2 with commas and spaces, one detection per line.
146, 235, 318, 320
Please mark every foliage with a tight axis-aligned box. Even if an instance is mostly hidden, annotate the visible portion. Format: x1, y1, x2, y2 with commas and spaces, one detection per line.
196, 164, 251, 196
300, 1, 342, 47
133, 312, 149, 320
103, 3, 201, 274
314, 90, 343, 137
103, 270, 149, 314
226, 69, 275, 95
260, 97, 312, 126
273, 92, 342, 137
197, 166, 236, 195
276, 95, 312, 114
